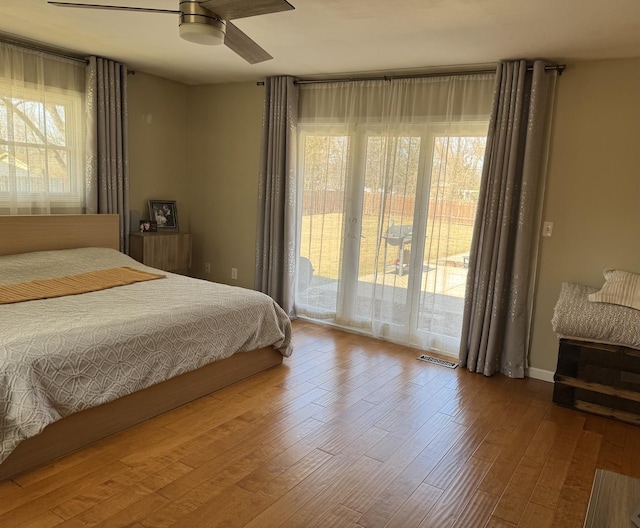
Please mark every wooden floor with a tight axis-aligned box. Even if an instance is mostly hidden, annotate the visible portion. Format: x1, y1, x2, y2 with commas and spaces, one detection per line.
1, 321, 639, 528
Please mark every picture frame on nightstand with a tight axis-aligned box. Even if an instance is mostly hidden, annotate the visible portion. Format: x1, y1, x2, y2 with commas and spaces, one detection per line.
148, 200, 179, 230
139, 220, 157, 232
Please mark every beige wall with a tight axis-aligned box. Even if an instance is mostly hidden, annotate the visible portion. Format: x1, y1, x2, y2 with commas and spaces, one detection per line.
529, 58, 640, 373
186, 82, 264, 288
128, 72, 189, 231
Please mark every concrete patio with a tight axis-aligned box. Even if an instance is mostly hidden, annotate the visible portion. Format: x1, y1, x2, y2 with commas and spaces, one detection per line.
297, 256, 470, 352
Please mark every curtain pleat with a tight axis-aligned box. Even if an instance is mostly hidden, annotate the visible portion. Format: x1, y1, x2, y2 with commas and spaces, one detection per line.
255, 76, 298, 316
85, 56, 129, 253
459, 60, 557, 377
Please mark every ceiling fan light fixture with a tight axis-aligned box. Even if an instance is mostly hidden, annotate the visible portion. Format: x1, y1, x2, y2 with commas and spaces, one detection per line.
179, 1, 226, 46
179, 20, 225, 45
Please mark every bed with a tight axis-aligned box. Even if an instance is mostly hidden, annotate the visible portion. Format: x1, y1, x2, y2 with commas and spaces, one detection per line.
551, 281, 640, 425
0, 214, 292, 481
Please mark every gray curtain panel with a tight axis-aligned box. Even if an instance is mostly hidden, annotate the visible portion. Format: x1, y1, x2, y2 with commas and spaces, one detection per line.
459, 60, 557, 377
86, 56, 130, 253
255, 76, 298, 316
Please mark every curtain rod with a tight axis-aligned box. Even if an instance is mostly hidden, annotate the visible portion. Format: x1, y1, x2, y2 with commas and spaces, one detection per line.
0, 35, 89, 65
0, 35, 137, 74
256, 64, 566, 86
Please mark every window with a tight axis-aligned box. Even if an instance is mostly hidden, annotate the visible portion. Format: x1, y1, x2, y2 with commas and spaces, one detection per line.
0, 43, 86, 214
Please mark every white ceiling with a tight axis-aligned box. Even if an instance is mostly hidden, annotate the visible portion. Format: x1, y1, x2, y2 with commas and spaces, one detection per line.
0, 0, 639, 85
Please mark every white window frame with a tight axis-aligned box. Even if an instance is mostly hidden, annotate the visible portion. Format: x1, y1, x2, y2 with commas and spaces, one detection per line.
0, 79, 85, 209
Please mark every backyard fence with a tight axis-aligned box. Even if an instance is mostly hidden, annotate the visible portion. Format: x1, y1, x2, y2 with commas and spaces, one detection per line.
302, 190, 477, 226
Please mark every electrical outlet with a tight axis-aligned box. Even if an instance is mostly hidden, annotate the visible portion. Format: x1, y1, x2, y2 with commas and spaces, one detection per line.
204, 262, 211, 273
542, 221, 554, 237
231, 268, 238, 280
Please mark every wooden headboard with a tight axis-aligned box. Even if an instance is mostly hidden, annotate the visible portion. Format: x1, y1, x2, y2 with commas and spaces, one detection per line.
0, 214, 120, 256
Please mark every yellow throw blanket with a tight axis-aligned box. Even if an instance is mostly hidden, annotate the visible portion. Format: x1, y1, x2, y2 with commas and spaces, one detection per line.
0, 267, 166, 305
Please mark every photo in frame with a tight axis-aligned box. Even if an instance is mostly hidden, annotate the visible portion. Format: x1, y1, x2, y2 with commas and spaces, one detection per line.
139, 220, 157, 232
148, 200, 179, 230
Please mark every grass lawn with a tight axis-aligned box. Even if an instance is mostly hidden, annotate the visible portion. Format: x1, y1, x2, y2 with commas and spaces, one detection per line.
300, 213, 474, 280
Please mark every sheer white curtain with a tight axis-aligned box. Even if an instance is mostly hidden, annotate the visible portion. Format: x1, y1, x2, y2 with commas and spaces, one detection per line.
296, 75, 495, 355
0, 42, 87, 215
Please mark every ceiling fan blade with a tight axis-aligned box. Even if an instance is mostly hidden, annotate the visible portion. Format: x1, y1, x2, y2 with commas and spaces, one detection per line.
199, 0, 294, 21
224, 22, 272, 64
47, 2, 179, 14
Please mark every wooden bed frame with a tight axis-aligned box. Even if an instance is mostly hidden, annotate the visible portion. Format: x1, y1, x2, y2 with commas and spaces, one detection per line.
0, 214, 283, 481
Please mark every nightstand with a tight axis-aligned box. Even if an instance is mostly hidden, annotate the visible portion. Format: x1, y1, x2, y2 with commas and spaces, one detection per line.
129, 231, 192, 273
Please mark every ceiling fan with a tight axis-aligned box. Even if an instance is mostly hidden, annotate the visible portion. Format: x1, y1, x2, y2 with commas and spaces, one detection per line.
47, 0, 295, 64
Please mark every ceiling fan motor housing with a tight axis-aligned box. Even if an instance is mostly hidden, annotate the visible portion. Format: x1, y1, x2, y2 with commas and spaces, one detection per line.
179, 1, 226, 45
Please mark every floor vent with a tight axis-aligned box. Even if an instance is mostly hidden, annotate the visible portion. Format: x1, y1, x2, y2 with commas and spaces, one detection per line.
417, 355, 458, 369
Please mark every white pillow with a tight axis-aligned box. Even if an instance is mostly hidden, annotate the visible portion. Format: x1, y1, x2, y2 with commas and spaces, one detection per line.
588, 269, 640, 311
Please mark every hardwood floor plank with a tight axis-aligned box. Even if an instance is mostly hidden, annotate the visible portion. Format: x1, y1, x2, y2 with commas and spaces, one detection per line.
0, 461, 135, 527
311, 398, 398, 456
168, 418, 315, 501
160, 484, 252, 528
622, 423, 640, 478
315, 504, 361, 528
476, 402, 548, 497
450, 489, 499, 528
0, 478, 21, 498
369, 407, 435, 447
519, 501, 555, 528
422, 395, 513, 491
371, 384, 452, 437
190, 449, 334, 528
384, 483, 442, 528
356, 419, 467, 528
491, 419, 558, 524
234, 419, 325, 493
550, 430, 602, 528
2, 322, 635, 528
78, 491, 169, 528
242, 427, 386, 528
484, 517, 517, 528
417, 457, 491, 528
19, 511, 65, 528
341, 412, 454, 514
157, 400, 326, 501
55, 482, 167, 528
528, 410, 584, 509
595, 418, 628, 473
280, 455, 381, 528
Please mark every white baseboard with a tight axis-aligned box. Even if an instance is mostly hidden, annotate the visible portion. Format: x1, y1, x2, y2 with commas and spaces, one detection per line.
526, 367, 555, 383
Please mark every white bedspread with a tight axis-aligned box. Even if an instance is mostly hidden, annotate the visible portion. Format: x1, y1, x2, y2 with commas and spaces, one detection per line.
0, 248, 292, 466
551, 282, 640, 350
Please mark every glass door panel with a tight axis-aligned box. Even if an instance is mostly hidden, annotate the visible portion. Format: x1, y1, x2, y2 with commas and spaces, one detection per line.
355, 135, 421, 330
416, 135, 486, 352
297, 133, 349, 319
296, 126, 487, 356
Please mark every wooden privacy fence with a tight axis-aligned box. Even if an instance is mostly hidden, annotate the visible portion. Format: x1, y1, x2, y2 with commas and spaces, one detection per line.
302, 190, 478, 226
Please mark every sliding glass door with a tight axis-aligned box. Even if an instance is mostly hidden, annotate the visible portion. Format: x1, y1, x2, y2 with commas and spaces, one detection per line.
295, 76, 494, 355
